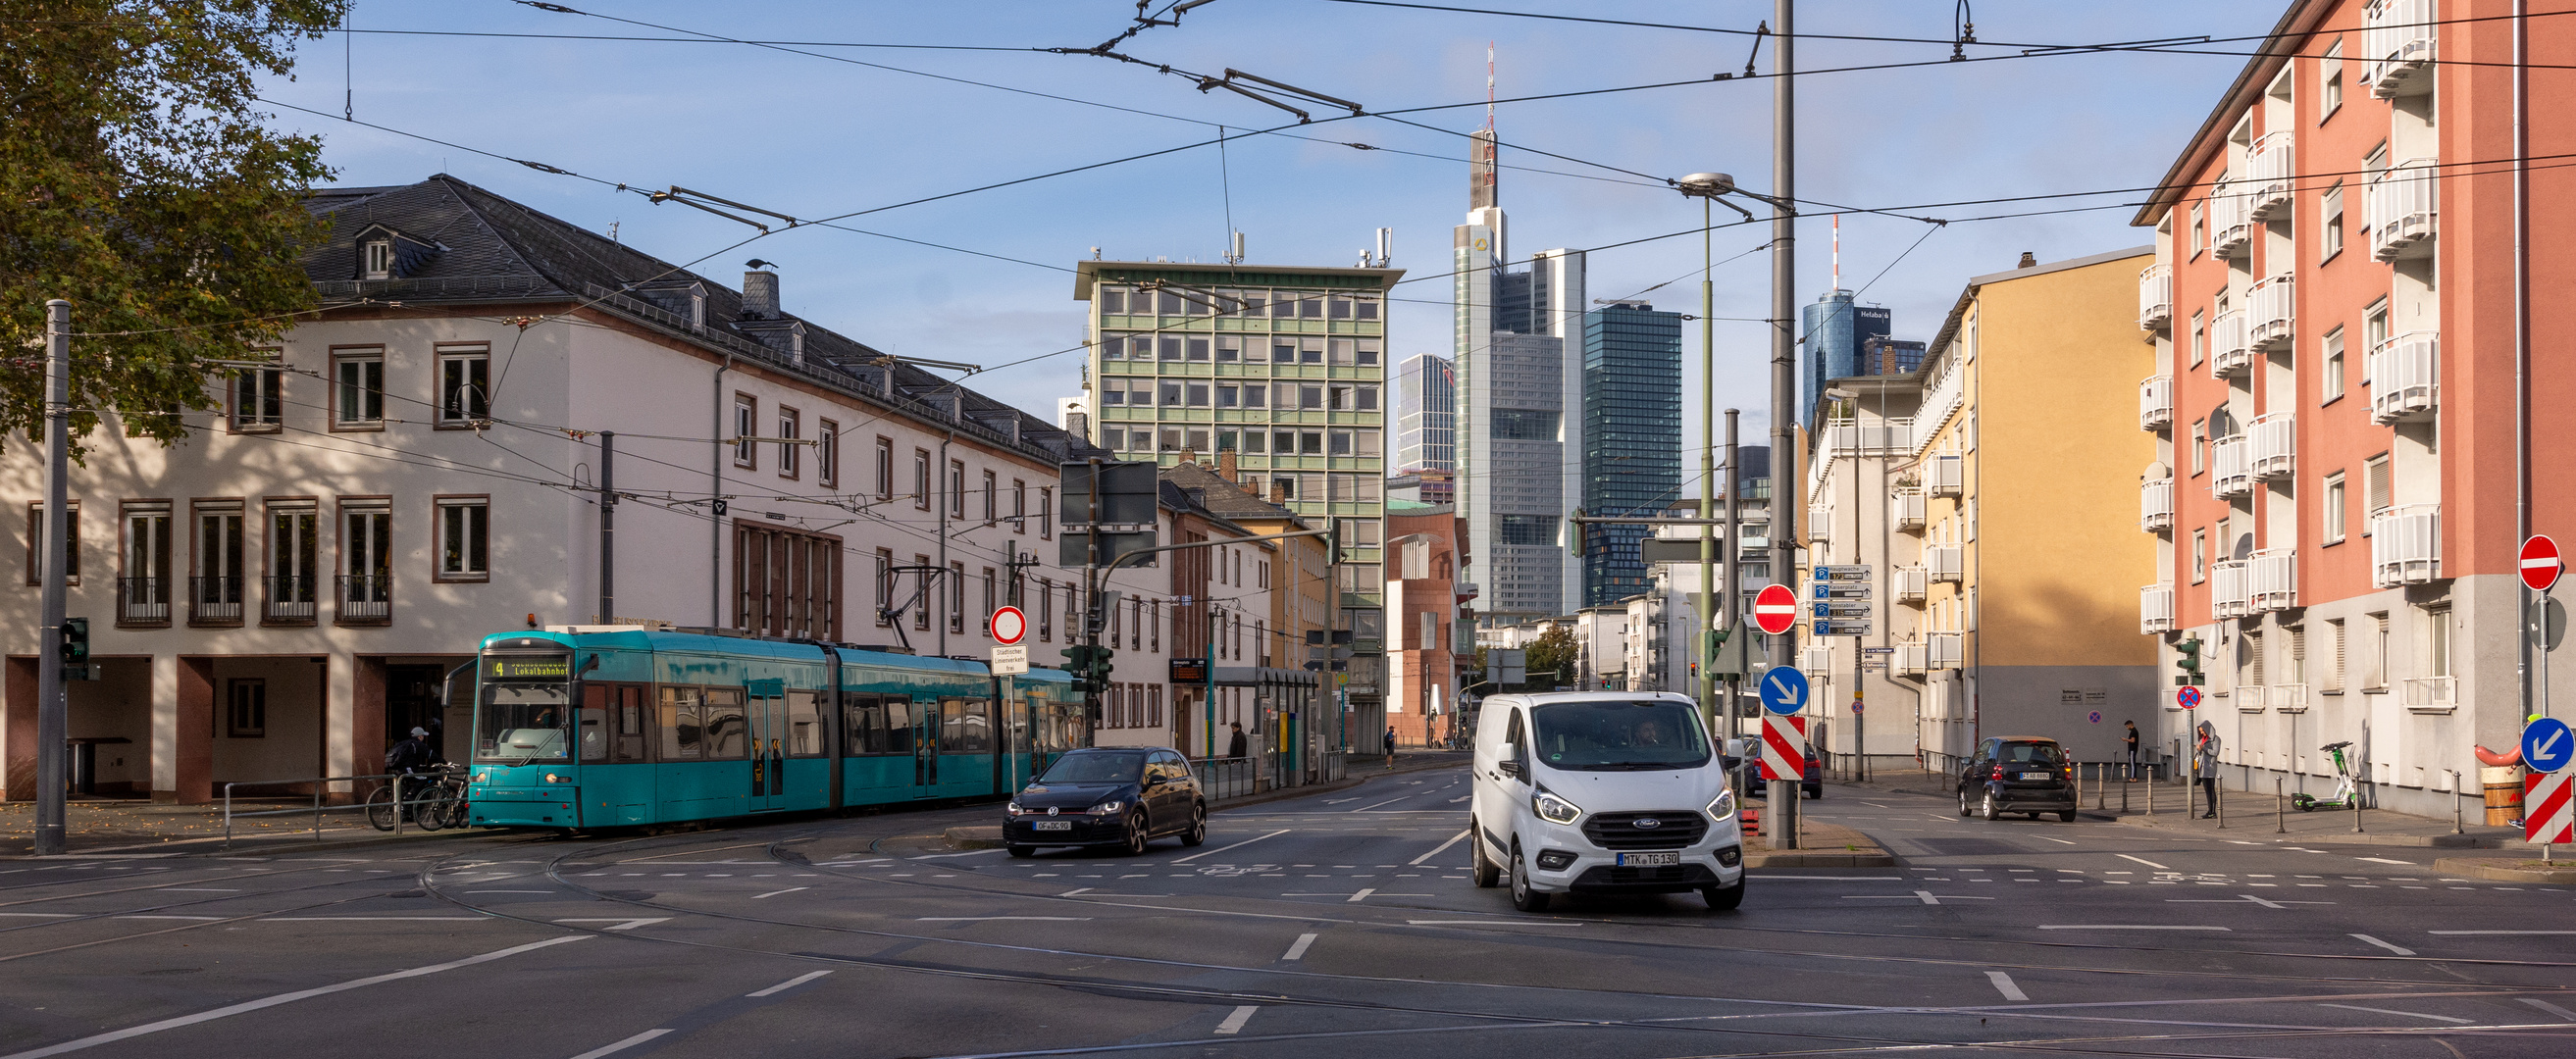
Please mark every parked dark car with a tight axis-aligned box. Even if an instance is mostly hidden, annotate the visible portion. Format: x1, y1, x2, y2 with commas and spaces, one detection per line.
1004, 747, 1208, 856
1956, 736, 2077, 821
1721, 738, 1822, 799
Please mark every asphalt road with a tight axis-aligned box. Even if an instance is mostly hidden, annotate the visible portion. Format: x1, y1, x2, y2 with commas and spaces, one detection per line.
4, 768, 2573, 1059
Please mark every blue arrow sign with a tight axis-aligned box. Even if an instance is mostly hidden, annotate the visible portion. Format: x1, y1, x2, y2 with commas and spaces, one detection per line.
2524, 718, 2575, 774
1758, 667, 1810, 716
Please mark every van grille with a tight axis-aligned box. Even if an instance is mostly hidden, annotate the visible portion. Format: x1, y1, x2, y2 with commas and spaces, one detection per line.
1581, 811, 1707, 850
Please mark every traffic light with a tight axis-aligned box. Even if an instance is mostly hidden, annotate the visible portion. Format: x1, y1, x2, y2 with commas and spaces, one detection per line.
60, 617, 87, 667
1060, 643, 1115, 698
2174, 636, 2204, 686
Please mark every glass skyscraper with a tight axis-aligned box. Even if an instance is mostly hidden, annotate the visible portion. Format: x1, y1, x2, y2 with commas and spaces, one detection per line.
1394, 354, 1455, 473
1580, 301, 1683, 607
1801, 289, 1892, 429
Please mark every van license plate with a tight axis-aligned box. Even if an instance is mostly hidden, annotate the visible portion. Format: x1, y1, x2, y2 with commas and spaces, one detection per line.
2020, 772, 2052, 781
1617, 851, 1679, 867
1033, 820, 1072, 831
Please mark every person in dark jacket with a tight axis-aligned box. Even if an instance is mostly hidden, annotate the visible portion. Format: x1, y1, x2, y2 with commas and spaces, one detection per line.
1226, 722, 1249, 760
386, 728, 434, 774
2192, 721, 2222, 819
2123, 720, 2140, 781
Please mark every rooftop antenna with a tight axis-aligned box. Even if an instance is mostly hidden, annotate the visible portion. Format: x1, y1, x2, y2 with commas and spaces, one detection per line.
1485, 41, 1496, 130
1831, 214, 1841, 290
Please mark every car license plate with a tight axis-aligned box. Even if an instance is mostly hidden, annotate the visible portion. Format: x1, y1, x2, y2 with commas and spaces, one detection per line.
1616, 851, 1679, 867
1033, 820, 1072, 831
2020, 772, 2052, 781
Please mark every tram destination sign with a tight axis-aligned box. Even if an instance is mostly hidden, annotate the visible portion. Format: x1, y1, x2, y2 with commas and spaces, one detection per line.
488, 656, 571, 680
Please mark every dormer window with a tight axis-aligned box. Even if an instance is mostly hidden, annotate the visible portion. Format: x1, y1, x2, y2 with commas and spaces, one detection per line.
361, 240, 392, 280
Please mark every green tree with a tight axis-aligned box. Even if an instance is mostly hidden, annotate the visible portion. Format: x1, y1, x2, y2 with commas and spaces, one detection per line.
1519, 626, 1579, 691
3, 1, 345, 448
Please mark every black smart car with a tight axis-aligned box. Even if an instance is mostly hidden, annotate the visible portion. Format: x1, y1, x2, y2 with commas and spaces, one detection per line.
1956, 735, 2078, 822
1004, 747, 1208, 857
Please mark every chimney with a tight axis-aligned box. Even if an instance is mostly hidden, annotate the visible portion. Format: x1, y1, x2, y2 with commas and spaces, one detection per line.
1217, 449, 1240, 482
742, 270, 780, 320
1268, 479, 1288, 505
1178, 448, 1198, 468
2016, 251, 2038, 269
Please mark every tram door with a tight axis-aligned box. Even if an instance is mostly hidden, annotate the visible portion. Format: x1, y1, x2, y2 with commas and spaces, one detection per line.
909, 695, 941, 798
747, 681, 787, 812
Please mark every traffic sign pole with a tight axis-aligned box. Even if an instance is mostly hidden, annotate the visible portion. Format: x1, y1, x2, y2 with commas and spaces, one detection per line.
2525, 535, 2561, 734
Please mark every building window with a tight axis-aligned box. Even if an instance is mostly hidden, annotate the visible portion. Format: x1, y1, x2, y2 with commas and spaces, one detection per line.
2190, 529, 2208, 583
1039, 486, 1053, 539
436, 497, 489, 580
875, 437, 895, 499
2188, 202, 2205, 258
817, 421, 840, 488
2366, 612, 2391, 689
2321, 40, 2344, 120
341, 500, 391, 623
191, 502, 245, 625
2364, 454, 2393, 523
2323, 328, 2345, 403
2324, 619, 2345, 690
2189, 312, 2205, 368
232, 368, 283, 430
2426, 607, 2451, 678
2363, 300, 2390, 382
949, 560, 966, 633
333, 349, 384, 429
120, 501, 172, 625
777, 407, 800, 479
1010, 479, 1027, 533
437, 348, 490, 425
2190, 419, 2207, 476
733, 395, 757, 469
361, 240, 392, 280
1038, 578, 1054, 640
265, 500, 319, 623
226, 679, 266, 738
980, 568, 997, 635
913, 450, 932, 510
2321, 183, 2345, 263
2323, 472, 2347, 544
735, 521, 841, 639
981, 470, 998, 525
911, 554, 932, 630
25, 500, 81, 585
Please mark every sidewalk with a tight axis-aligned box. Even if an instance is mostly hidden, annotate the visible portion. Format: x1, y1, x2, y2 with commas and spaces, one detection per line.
0, 796, 451, 857
1825, 767, 2522, 849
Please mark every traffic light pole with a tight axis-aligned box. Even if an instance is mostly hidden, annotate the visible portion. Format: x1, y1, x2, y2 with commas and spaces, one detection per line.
35, 301, 71, 856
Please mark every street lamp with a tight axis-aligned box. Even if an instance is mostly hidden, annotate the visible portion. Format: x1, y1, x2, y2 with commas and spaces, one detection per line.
1674, 174, 1757, 734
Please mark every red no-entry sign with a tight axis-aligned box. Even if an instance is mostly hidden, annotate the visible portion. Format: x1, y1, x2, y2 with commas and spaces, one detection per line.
2522, 534, 2562, 592
1753, 583, 1799, 636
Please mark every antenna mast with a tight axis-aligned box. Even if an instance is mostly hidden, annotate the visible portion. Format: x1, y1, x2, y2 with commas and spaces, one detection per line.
1485, 41, 1495, 129
1831, 214, 1841, 289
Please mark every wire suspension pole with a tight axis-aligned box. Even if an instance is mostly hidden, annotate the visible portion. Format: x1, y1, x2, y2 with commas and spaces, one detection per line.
1768, 0, 1799, 851
35, 300, 72, 856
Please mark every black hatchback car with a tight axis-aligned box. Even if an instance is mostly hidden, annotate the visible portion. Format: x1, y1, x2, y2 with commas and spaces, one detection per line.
1956, 736, 2077, 821
1004, 747, 1208, 856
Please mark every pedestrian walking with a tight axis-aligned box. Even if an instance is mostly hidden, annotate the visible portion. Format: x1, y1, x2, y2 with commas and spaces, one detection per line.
1226, 722, 1249, 760
1385, 725, 1399, 769
2192, 721, 2221, 819
2123, 720, 2140, 781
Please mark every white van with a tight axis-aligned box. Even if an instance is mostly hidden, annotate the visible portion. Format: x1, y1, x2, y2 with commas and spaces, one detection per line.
1469, 691, 1745, 912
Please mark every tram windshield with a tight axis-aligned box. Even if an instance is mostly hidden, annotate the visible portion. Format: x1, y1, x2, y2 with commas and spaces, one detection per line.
476, 654, 572, 764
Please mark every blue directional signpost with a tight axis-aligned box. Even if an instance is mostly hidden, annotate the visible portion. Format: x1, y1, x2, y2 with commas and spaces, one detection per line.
2524, 717, 2574, 776
1759, 666, 1810, 716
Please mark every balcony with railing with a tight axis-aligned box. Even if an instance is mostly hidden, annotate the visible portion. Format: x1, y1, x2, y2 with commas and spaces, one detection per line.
2248, 274, 2295, 349
2209, 179, 2252, 257
1821, 417, 1915, 455
2250, 547, 2297, 612
1928, 452, 1964, 497
2140, 583, 2176, 634
2402, 675, 2457, 714
2367, 158, 2438, 260
2371, 503, 2442, 586
2141, 478, 2175, 532
2211, 560, 2251, 620
2270, 682, 2309, 715
1927, 544, 1963, 583
2139, 375, 2174, 430
2138, 264, 2173, 329
263, 575, 318, 625
2235, 685, 2269, 714
2211, 309, 2252, 377
1893, 641, 1928, 678
1895, 565, 1929, 604
1892, 486, 1926, 530
2246, 132, 2295, 220
2365, 0, 2437, 97
2211, 434, 2251, 498
2369, 331, 2439, 424
117, 576, 171, 627
1929, 630, 1964, 670
2248, 412, 2295, 480
189, 576, 243, 626
337, 574, 393, 626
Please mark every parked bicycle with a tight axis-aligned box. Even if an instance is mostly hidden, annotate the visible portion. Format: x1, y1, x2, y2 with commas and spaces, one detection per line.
366, 764, 467, 832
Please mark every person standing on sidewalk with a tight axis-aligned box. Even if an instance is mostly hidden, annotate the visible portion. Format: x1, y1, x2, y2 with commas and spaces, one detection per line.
2123, 721, 2140, 781
2192, 721, 2221, 819
1385, 725, 1399, 769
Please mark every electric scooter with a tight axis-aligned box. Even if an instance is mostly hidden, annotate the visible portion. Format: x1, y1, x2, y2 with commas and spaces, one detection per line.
2290, 740, 2361, 811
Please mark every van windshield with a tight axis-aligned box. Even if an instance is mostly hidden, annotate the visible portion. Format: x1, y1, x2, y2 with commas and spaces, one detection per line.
1528, 700, 1711, 770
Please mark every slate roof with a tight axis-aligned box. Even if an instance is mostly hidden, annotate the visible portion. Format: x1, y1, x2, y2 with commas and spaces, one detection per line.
1159, 461, 1306, 527
301, 175, 1101, 465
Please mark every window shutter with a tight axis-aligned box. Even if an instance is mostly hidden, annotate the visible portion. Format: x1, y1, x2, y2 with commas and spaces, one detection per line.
2365, 457, 2393, 516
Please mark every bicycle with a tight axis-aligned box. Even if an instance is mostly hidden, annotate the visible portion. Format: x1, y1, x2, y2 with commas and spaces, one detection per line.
412, 765, 471, 832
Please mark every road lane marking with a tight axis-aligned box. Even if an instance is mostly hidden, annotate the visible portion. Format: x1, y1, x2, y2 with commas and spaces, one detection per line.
1760, 876, 1904, 882
2316, 1004, 2471, 1024
264, 917, 486, 922
1212, 1006, 1259, 1035
465, 890, 551, 894
1405, 920, 1581, 927
568, 1029, 673, 1059
2035, 837, 2077, 845
916, 917, 1092, 922
2037, 925, 2228, 931
1282, 933, 1316, 961
2358, 857, 2416, 866
909, 849, 1005, 860
1348, 796, 1412, 813
552, 919, 670, 932
750, 887, 808, 899
1984, 972, 2028, 1001
1410, 831, 1469, 866
2116, 854, 2171, 870
2428, 930, 2576, 935
0, 935, 590, 1059
746, 970, 834, 997
2519, 998, 2576, 1022
2350, 933, 2415, 955
1843, 891, 1991, 905
1172, 829, 1292, 865
1346, 888, 1376, 903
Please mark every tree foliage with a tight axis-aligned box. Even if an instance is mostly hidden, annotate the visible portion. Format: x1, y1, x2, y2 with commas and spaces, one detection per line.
1519, 626, 1579, 691
2, 0, 344, 450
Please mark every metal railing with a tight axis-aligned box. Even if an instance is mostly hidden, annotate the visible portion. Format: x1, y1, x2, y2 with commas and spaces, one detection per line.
2211, 434, 2252, 498
2364, 0, 2437, 96
2249, 274, 2296, 349
2138, 264, 2173, 329
2246, 132, 2295, 219
2371, 504, 2442, 586
264, 574, 318, 622
221, 772, 407, 849
118, 576, 171, 625
338, 573, 393, 624
1194, 756, 1260, 801
2209, 178, 2252, 257
2211, 309, 2253, 377
2139, 375, 2173, 429
190, 576, 243, 624
2141, 477, 2174, 532
2369, 331, 2439, 424
2211, 559, 2252, 620
2367, 158, 2439, 260
2140, 583, 2176, 634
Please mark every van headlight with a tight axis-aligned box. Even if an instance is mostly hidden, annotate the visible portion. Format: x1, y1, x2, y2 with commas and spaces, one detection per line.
1707, 789, 1738, 823
1531, 788, 1583, 825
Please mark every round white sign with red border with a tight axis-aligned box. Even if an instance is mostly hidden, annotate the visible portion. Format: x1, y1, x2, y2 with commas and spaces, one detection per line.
2522, 534, 2562, 592
991, 606, 1027, 645
1753, 583, 1799, 635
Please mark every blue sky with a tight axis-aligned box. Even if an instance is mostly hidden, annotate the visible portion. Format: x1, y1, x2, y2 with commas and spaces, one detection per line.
266, 1, 2283, 464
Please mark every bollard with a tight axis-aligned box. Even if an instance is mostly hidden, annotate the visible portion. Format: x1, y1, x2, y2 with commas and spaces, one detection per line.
2217, 777, 2226, 829
2097, 763, 2107, 810
2451, 770, 2463, 834
2121, 773, 2130, 814
2353, 790, 2365, 833
2147, 770, 2156, 815
2276, 776, 2285, 834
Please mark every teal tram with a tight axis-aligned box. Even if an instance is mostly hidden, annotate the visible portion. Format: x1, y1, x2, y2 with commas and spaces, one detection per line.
457, 628, 1082, 830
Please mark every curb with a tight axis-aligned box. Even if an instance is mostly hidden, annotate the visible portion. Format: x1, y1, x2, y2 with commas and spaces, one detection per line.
2431, 856, 2576, 883
1744, 850, 1897, 868
2108, 814, 2500, 847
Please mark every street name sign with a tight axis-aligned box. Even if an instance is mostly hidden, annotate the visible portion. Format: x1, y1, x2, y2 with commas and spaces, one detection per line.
1753, 583, 1799, 635
1812, 582, 1872, 599
1812, 565, 1872, 581
990, 644, 1029, 676
1813, 621, 1874, 636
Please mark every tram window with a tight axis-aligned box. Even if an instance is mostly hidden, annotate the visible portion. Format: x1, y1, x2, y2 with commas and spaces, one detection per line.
845, 695, 885, 755
579, 684, 612, 763
701, 688, 748, 760
615, 686, 649, 762
659, 686, 704, 760
883, 698, 914, 756
943, 698, 992, 754
786, 690, 823, 757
